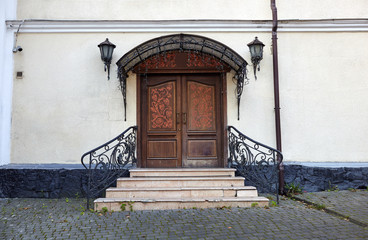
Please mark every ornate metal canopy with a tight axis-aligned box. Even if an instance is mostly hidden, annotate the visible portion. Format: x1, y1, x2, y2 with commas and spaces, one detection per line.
116, 34, 248, 121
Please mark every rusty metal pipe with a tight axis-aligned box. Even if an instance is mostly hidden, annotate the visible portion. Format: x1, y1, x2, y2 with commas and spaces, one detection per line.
271, 0, 284, 194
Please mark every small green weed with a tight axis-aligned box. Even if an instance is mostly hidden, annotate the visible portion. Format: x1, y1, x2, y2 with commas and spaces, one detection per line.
266, 195, 274, 201
251, 203, 259, 208
270, 201, 278, 207
314, 204, 326, 210
65, 198, 69, 203
101, 207, 108, 214
285, 182, 303, 196
78, 204, 86, 212
120, 202, 134, 211
128, 202, 134, 212
327, 181, 339, 192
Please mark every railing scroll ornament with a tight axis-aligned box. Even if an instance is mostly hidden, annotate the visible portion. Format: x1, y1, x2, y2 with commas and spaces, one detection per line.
81, 126, 137, 209
228, 126, 283, 203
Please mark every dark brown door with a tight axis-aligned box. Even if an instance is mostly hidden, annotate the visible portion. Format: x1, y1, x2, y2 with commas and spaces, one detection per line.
141, 74, 223, 168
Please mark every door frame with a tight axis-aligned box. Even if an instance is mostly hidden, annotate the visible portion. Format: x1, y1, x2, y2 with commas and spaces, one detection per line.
134, 51, 230, 168
137, 70, 228, 168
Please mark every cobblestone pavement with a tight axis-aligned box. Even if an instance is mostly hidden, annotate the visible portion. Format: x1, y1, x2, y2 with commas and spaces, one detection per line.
292, 189, 368, 227
1, 192, 368, 240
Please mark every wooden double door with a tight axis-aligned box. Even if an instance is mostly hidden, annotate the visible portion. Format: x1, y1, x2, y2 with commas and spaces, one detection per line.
140, 73, 225, 168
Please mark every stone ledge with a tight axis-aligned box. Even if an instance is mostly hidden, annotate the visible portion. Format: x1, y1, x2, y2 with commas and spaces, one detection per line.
284, 162, 368, 168
0, 164, 85, 169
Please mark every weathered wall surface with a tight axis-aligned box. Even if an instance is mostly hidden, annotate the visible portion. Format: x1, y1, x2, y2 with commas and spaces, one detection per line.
230, 31, 368, 163
16, 0, 368, 20
7, 0, 368, 164
11, 30, 368, 164
279, 32, 368, 162
278, 1, 368, 20
12, 33, 138, 163
17, 0, 271, 20
0, 0, 17, 166
12, 32, 275, 164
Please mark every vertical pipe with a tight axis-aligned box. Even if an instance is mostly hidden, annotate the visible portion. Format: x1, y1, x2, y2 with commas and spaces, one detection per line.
271, 0, 284, 194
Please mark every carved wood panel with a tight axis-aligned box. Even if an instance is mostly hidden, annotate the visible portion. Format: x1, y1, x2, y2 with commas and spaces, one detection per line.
187, 82, 215, 131
148, 82, 175, 131
135, 51, 231, 72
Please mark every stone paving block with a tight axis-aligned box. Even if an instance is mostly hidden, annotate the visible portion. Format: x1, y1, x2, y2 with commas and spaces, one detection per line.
292, 189, 368, 227
1, 196, 368, 239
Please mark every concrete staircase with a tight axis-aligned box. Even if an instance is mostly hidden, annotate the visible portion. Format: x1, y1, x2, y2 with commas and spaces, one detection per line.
94, 168, 269, 211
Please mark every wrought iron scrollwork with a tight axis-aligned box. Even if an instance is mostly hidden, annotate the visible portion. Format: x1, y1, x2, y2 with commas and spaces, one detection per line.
234, 63, 249, 120
117, 34, 248, 121
228, 126, 283, 203
118, 67, 128, 122
81, 126, 137, 209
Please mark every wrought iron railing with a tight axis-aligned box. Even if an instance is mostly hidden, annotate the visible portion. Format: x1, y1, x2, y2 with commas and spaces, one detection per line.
227, 126, 283, 203
81, 126, 137, 209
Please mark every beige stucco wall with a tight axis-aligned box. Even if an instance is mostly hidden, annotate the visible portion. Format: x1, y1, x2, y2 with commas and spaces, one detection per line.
278, 1, 368, 20
11, 33, 139, 164
11, 30, 368, 164
16, 0, 368, 21
12, 32, 275, 164
278, 32, 368, 162
17, 0, 271, 20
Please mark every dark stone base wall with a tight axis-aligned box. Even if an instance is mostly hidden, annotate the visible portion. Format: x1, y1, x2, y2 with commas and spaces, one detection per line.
284, 165, 368, 192
0, 168, 88, 198
0, 165, 367, 198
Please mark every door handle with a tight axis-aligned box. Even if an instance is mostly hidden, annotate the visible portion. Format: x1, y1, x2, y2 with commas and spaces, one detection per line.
176, 113, 180, 124
177, 113, 181, 131
183, 113, 187, 124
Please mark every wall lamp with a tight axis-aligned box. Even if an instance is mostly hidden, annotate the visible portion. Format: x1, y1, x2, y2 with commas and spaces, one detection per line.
98, 38, 116, 80
247, 37, 265, 80
13, 20, 25, 53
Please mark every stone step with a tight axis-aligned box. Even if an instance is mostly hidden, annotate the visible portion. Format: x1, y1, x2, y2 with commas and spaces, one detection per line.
105, 186, 258, 198
116, 177, 245, 188
129, 168, 236, 178
94, 196, 269, 211
95, 168, 267, 211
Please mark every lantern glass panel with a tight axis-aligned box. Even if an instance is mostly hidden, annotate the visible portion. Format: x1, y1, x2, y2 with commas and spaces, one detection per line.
255, 45, 263, 58
101, 45, 110, 61
249, 46, 256, 56
107, 47, 114, 61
